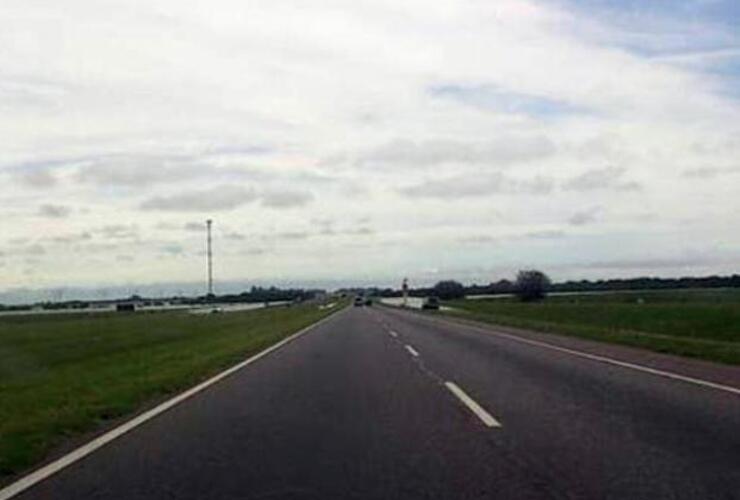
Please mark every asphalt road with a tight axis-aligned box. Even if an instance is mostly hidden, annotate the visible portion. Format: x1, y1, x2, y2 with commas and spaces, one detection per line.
12, 306, 740, 499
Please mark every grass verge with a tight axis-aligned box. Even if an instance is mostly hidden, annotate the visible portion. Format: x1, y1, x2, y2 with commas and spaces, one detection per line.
0, 303, 341, 482
443, 290, 740, 366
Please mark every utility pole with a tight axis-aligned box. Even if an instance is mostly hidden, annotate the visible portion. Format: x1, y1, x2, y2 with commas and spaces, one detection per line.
402, 277, 409, 308
206, 219, 213, 298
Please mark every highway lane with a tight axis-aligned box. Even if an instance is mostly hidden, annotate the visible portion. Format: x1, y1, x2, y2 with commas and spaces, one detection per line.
11, 305, 740, 499
13, 307, 546, 499
372, 306, 740, 499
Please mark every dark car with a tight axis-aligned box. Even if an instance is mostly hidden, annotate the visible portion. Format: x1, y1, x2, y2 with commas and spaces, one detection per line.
364, 297, 373, 306
354, 296, 364, 307
421, 296, 440, 310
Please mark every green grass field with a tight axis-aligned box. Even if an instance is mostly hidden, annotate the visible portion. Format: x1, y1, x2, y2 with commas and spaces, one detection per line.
447, 289, 740, 365
0, 303, 339, 482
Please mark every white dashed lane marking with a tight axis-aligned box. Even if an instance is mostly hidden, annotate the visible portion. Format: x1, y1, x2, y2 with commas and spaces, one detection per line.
445, 381, 502, 428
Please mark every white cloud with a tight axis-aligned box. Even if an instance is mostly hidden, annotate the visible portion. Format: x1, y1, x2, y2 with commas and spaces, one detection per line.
75, 155, 205, 188
37, 204, 71, 218
181, 222, 204, 232
562, 166, 641, 192
140, 186, 258, 212
17, 169, 58, 188
1, 0, 739, 294
260, 190, 314, 209
399, 172, 554, 199
98, 224, 139, 240
160, 243, 185, 255
353, 136, 556, 168
523, 229, 565, 239
568, 206, 602, 226
682, 166, 740, 179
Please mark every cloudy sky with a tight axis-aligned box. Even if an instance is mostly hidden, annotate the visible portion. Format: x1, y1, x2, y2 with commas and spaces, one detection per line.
1, 0, 739, 299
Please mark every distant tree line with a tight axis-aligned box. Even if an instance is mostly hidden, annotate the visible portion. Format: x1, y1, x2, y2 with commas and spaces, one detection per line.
549, 275, 740, 293
462, 274, 740, 296
0, 286, 326, 310
186, 286, 323, 304
4, 274, 740, 310
345, 274, 740, 302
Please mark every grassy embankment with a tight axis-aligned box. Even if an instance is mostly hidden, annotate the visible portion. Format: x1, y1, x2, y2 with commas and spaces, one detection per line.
445, 289, 740, 365
0, 302, 341, 482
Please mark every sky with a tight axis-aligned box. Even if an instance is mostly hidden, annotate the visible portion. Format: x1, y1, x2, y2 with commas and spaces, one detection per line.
1, 0, 739, 301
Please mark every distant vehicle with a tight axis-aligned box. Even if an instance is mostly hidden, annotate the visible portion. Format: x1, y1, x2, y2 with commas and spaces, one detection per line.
364, 297, 373, 306
116, 303, 135, 312
421, 296, 440, 310
354, 297, 364, 307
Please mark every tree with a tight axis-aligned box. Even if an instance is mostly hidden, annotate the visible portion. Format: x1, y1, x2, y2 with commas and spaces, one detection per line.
433, 280, 466, 300
515, 270, 551, 302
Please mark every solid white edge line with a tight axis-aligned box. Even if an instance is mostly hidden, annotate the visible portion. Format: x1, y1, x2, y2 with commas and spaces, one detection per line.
405, 344, 419, 357
445, 382, 501, 428
0, 307, 347, 500
428, 316, 740, 397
